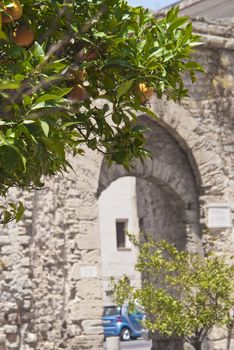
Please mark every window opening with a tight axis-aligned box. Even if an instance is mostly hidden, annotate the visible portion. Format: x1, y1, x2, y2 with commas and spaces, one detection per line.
116, 220, 128, 249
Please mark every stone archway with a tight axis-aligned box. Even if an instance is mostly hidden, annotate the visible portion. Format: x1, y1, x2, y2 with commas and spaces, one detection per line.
98, 115, 202, 350
98, 115, 202, 252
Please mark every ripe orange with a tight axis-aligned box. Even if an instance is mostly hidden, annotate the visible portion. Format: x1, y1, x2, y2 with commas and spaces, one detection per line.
86, 49, 98, 61
138, 83, 154, 102
68, 85, 88, 102
13, 26, 35, 47
1, 0, 22, 23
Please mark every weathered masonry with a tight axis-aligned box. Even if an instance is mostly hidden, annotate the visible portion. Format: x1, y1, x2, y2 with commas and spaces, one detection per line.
0, 18, 233, 350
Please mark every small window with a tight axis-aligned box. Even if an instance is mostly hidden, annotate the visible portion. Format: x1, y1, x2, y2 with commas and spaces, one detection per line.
116, 220, 128, 249
106, 290, 113, 297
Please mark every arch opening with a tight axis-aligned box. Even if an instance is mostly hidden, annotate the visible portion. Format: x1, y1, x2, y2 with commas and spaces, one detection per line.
98, 118, 202, 306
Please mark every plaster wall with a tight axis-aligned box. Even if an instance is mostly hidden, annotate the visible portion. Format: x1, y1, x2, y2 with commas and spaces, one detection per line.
98, 177, 141, 304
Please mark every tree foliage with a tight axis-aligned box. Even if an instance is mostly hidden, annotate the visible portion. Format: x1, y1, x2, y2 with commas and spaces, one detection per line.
0, 1, 203, 222
112, 238, 234, 350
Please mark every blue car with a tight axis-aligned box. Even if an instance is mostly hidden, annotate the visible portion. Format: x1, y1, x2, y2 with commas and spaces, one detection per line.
103, 305, 144, 341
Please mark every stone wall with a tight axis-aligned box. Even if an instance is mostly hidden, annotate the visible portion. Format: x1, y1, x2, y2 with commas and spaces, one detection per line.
149, 18, 234, 350
0, 18, 233, 350
0, 150, 104, 350
135, 119, 200, 252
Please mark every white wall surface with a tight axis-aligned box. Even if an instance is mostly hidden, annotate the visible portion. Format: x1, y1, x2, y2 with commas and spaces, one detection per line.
98, 177, 141, 304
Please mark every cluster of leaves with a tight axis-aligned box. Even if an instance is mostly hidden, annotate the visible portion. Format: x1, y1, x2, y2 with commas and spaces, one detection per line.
0, 1, 203, 222
112, 238, 234, 350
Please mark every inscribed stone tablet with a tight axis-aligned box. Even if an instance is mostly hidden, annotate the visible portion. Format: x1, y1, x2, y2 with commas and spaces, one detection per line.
80, 266, 97, 278
207, 204, 231, 228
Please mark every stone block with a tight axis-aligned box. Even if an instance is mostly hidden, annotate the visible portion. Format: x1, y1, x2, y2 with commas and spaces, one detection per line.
4, 325, 17, 334
25, 333, 37, 344
82, 250, 100, 264
212, 339, 231, 350
6, 333, 18, 344
70, 301, 102, 321
0, 334, 5, 345
17, 236, 30, 246
76, 234, 100, 250
23, 300, 31, 311
0, 237, 10, 246
5, 313, 17, 324
82, 320, 103, 335
76, 280, 103, 300
209, 326, 228, 341
4, 304, 17, 312
21, 258, 30, 267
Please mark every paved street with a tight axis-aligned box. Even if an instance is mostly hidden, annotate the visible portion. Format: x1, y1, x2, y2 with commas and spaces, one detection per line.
104, 339, 151, 350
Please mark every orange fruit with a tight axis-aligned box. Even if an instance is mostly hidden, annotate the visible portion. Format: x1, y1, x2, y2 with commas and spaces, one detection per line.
68, 85, 88, 102
13, 26, 34, 47
86, 49, 98, 61
138, 83, 154, 102
1, 0, 22, 23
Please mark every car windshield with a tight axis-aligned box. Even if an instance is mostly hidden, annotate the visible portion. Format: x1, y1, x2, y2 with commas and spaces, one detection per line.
103, 306, 121, 317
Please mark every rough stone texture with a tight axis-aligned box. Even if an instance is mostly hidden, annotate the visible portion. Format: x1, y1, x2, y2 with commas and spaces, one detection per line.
135, 120, 201, 253
0, 18, 233, 350
0, 150, 104, 350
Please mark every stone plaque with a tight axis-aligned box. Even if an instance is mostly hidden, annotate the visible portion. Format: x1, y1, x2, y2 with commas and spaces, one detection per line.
207, 204, 231, 228
80, 266, 97, 278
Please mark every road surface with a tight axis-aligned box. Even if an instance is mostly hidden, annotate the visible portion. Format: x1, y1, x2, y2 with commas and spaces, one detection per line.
104, 339, 151, 350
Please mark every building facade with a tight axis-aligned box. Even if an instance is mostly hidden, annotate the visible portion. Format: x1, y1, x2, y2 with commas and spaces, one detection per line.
0, 10, 233, 350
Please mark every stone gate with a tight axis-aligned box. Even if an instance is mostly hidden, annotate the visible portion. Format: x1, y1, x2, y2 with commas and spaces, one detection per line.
0, 18, 233, 350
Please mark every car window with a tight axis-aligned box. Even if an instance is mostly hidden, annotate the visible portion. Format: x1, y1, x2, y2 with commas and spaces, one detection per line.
103, 306, 121, 317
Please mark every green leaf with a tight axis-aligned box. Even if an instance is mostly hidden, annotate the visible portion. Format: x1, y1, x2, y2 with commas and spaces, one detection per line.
0, 30, 8, 41
104, 58, 133, 69
185, 62, 205, 72
132, 125, 150, 133
44, 60, 67, 73
54, 87, 73, 98
148, 47, 164, 59
33, 42, 45, 61
40, 121, 50, 137
112, 113, 122, 124
30, 102, 45, 110
23, 119, 36, 125
117, 79, 135, 99
176, 23, 193, 48
166, 6, 179, 22
15, 202, 25, 223
168, 17, 189, 31
138, 106, 158, 119
0, 145, 22, 173
23, 95, 32, 107
35, 94, 63, 104
0, 81, 20, 90
94, 31, 106, 38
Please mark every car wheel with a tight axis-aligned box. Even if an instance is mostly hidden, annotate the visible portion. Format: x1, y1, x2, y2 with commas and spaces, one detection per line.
120, 327, 131, 341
